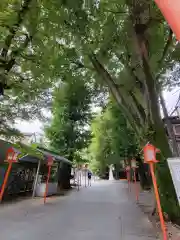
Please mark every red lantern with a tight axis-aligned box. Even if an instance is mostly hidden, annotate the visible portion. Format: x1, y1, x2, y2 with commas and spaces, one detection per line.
5, 147, 19, 163
47, 155, 54, 166
154, 0, 180, 40
143, 144, 159, 163
143, 143, 167, 239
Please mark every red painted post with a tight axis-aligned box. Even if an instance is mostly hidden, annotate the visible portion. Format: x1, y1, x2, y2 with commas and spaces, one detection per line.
44, 156, 54, 204
0, 148, 19, 202
133, 168, 139, 202
132, 159, 139, 202
149, 163, 167, 240
154, 0, 180, 40
0, 162, 13, 202
143, 144, 167, 240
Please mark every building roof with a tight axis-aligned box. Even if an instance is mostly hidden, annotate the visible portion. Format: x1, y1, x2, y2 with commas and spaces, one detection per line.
0, 139, 12, 164
162, 116, 180, 124
37, 146, 71, 165
0, 139, 71, 165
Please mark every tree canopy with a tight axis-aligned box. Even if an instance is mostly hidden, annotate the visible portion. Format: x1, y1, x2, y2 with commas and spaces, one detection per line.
1, 0, 180, 220
45, 76, 92, 161
1, 0, 179, 140
89, 98, 138, 176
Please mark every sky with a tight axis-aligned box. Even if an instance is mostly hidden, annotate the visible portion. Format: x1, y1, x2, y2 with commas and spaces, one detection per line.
15, 119, 43, 134
163, 88, 180, 115
15, 88, 180, 135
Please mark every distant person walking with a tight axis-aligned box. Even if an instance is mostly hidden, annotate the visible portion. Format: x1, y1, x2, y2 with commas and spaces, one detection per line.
87, 170, 92, 186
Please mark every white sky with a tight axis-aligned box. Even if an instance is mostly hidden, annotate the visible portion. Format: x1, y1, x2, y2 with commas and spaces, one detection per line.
15, 119, 43, 134
163, 88, 180, 115
15, 88, 180, 135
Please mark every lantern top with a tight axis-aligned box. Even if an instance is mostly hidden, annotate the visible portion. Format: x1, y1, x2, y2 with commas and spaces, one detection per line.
6, 147, 20, 163
143, 143, 159, 163
47, 155, 54, 166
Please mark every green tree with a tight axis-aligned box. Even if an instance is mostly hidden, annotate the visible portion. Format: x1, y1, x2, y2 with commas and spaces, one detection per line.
1, 0, 180, 220
0, 0, 63, 137
46, 76, 92, 189
39, 0, 179, 219
89, 98, 138, 178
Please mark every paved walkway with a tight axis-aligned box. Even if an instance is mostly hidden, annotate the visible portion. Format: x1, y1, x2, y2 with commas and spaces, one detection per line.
0, 181, 157, 240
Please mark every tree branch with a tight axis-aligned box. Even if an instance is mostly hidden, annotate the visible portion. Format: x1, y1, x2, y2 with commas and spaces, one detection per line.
115, 51, 144, 92
156, 29, 173, 82
1, 0, 32, 59
11, 71, 31, 83
103, 8, 127, 14
129, 90, 146, 124
21, 53, 38, 63
6, 34, 33, 72
88, 52, 141, 135
159, 29, 173, 68
72, 60, 94, 71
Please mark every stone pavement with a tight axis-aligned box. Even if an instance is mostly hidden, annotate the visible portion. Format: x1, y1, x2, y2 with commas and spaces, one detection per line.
0, 180, 158, 240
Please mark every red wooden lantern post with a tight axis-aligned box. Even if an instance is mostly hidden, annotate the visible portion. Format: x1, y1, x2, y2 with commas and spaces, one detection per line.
131, 159, 139, 202
154, 0, 180, 40
143, 143, 167, 240
44, 156, 54, 204
0, 147, 20, 202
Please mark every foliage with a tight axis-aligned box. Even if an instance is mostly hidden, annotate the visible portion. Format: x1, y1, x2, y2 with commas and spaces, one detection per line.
0, 0, 61, 136
73, 148, 90, 166
45, 76, 92, 161
165, 64, 180, 90
0, 138, 44, 161
38, 0, 179, 219
89, 98, 138, 176
1, 0, 180, 219
1, 0, 179, 139
15, 141, 44, 160
45, 76, 92, 189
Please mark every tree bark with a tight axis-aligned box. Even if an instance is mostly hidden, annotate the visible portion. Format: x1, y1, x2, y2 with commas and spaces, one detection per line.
136, 156, 151, 189
88, 53, 142, 137
1, 0, 33, 59
58, 163, 71, 190
139, 46, 180, 221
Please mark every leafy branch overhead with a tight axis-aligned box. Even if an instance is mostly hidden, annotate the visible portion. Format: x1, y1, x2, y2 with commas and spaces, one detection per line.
45, 75, 92, 161
89, 98, 138, 176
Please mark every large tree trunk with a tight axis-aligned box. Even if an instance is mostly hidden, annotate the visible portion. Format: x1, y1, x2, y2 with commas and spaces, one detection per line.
57, 147, 73, 190
127, 1, 180, 216
88, 32, 180, 221
88, 53, 142, 137
58, 163, 71, 190
136, 156, 152, 190
141, 53, 180, 221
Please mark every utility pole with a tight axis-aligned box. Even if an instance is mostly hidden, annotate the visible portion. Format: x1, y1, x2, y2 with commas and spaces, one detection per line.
160, 92, 179, 157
